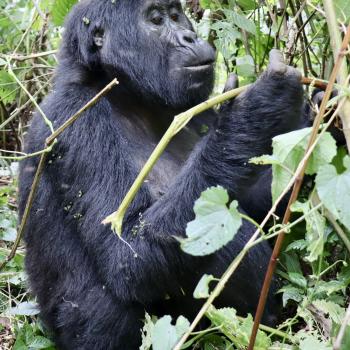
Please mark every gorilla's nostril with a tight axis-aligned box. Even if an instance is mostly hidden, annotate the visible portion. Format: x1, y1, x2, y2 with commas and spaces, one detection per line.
183, 35, 194, 44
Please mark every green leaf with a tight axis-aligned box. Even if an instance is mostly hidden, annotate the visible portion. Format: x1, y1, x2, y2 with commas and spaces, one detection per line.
175, 316, 190, 338
51, 0, 78, 26
0, 70, 17, 104
236, 55, 255, 78
140, 313, 154, 350
316, 157, 350, 231
288, 272, 307, 289
180, 186, 242, 256
298, 333, 332, 350
223, 10, 256, 35
237, 0, 256, 11
8, 301, 40, 316
278, 285, 303, 307
206, 306, 271, 349
193, 274, 216, 299
28, 336, 54, 349
285, 239, 308, 252
334, 0, 350, 21
152, 316, 178, 350
152, 315, 189, 350
269, 128, 337, 203
313, 300, 345, 325
291, 201, 326, 262
199, 0, 211, 9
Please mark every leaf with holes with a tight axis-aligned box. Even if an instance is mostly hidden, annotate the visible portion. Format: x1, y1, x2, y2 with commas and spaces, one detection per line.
193, 274, 216, 299
253, 128, 337, 203
180, 186, 242, 256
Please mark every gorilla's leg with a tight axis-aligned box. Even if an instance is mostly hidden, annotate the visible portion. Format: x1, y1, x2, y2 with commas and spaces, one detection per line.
53, 287, 144, 350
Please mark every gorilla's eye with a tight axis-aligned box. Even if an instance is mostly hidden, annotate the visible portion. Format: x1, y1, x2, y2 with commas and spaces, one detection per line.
151, 16, 163, 25
170, 13, 179, 22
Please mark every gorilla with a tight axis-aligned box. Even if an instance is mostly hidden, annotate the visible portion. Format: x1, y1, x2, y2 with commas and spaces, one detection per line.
19, 0, 305, 349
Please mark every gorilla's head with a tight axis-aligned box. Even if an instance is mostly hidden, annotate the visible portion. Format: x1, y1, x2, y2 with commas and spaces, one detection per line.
61, 0, 216, 109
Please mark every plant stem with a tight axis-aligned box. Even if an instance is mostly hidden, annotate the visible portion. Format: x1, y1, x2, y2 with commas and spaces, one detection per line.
0, 152, 47, 270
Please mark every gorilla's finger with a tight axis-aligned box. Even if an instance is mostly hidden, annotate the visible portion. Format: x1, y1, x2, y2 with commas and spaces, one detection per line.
268, 49, 287, 74
223, 73, 239, 93
312, 91, 325, 107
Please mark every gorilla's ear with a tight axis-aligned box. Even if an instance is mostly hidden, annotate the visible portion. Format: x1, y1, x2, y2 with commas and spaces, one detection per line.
93, 27, 105, 48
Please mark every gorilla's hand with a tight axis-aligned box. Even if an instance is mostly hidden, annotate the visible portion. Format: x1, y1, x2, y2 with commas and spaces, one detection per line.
267, 49, 301, 80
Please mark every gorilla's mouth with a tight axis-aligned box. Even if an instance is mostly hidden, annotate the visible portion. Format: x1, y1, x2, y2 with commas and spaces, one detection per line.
184, 59, 215, 71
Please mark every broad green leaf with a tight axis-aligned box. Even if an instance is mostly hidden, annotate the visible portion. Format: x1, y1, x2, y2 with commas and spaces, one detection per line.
316, 157, 350, 231
199, 0, 211, 9
152, 315, 189, 350
193, 274, 216, 299
180, 186, 242, 256
268, 128, 336, 203
13, 339, 27, 350
285, 239, 308, 252
175, 316, 190, 338
152, 316, 177, 350
223, 9, 256, 35
237, 0, 256, 10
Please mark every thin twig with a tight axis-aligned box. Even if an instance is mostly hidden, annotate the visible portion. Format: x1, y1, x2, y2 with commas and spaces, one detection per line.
0, 50, 58, 62
46, 79, 119, 144
0, 153, 47, 270
247, 24, 350, 350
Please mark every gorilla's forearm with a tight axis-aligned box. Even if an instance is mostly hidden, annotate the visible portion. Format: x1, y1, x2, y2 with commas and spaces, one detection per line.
207, 71, 304, 194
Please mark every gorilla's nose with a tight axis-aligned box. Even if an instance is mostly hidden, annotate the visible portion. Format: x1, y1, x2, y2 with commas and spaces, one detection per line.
175, 29, 197, 47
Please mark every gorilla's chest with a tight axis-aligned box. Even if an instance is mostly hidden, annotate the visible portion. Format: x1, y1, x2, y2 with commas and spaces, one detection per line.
129, 127, 199, 199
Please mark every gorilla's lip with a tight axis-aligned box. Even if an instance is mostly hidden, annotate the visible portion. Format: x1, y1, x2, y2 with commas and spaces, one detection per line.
183, 59, 215, 71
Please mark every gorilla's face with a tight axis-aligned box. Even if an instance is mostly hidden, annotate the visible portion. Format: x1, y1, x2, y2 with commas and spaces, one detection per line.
98, 0, 215, 108
65, 0, 215, 109
137, 0, 216, 108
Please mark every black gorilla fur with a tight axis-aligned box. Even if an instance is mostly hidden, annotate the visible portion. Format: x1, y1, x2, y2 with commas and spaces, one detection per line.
19, 0, 305, 349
